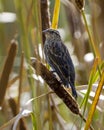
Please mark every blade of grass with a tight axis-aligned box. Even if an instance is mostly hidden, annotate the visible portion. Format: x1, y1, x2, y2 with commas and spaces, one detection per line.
84, 70, 104, 130
80, 58, 99, 108
51, 0, 60, 29
31, 112, 37, 130
79, 58, 99, 129
47, 94, 53, 130
81, 10, 101, 60
33, 0, 42, 46
81, 9, 102, 78
91, 60, 104, 84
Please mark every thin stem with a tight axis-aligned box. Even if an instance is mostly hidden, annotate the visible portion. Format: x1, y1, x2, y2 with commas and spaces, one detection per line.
81, 10, 101, 77
81, 10, 100, 59
52, 0, 60, 29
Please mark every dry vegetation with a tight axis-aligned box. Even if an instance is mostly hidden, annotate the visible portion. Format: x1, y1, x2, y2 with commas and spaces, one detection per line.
0, 0, 104, 130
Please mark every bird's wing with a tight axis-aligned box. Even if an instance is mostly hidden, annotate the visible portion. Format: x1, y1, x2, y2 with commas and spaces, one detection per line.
48, 41, 75, 81
47, 41, 77, 98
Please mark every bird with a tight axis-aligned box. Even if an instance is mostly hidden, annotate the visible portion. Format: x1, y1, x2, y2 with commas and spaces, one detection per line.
43, 28, 77, 99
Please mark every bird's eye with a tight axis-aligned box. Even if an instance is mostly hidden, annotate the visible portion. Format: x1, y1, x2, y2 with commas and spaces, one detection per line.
52, 31, 55, 34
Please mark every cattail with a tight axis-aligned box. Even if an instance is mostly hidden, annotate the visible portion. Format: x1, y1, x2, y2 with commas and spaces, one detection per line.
75, 0, 85, 10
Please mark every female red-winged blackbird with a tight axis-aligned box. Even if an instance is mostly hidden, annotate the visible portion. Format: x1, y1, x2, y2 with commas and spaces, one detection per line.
43, 29, 77, 99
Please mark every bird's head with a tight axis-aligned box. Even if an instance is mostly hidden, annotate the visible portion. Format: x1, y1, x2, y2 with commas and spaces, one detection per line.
42, 28, 60, 40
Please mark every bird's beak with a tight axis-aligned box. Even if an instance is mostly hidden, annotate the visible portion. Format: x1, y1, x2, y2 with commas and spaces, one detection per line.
42, 29, 50, 38
42, 29, 48, 34
42, 30, 46, 33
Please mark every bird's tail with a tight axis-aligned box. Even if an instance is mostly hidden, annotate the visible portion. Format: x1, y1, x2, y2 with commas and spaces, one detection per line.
72, 86, 77, 100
